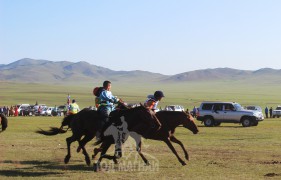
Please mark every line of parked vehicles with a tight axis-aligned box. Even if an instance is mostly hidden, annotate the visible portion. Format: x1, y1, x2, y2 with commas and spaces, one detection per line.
17, 104, 68, 116
7, 102, 280, 127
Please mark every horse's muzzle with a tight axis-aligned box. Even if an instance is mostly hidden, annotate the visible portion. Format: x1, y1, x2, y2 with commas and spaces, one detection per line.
193, 130, 199, 134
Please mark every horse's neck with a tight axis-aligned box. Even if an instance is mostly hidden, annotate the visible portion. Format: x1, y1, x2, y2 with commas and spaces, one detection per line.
159, 113, 183, 129
167, 118, 182, 129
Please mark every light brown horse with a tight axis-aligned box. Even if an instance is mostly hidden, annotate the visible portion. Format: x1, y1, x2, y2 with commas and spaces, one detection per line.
93, 111, 199, 170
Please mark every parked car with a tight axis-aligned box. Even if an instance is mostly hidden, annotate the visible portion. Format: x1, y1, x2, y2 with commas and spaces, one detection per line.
19, 105, 36, 116
17, 104, 30, 114
244, 105, 262, 112
196, 101, 264, 127
164, 105, 185, 112
34, 104, 47, 111
272, 106, 281, 118
39, 107, 48, 116
52, 105, 68, 116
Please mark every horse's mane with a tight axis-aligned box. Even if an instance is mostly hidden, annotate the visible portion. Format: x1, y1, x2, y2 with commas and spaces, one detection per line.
156, 110, 187, 116
156, 111, 189, 125
119, 104, 146, 113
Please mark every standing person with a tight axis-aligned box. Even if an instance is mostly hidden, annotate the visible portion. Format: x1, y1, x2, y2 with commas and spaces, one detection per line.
96, 80, 120, 139
38, 106, 41, 115
265, 107, 269, 118
269, 107, 273, 118
192, 106, 197, 118
3, 106, 7, 116
69, 99, 80, 115
14, 106, 18, 116
6, 106, 9, 116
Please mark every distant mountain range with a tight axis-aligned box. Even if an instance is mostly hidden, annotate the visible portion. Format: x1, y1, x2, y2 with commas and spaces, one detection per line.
0, 58, 280, 84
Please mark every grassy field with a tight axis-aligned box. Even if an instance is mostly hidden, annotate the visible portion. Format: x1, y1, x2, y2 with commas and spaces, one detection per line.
1, 116, 281, 180
0, 81, 281, 179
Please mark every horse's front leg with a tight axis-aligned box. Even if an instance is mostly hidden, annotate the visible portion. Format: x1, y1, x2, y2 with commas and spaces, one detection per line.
78, 134, 95, 166
170, 135, 189, 161
164, 138, 186, 166
64, 135, 77, 164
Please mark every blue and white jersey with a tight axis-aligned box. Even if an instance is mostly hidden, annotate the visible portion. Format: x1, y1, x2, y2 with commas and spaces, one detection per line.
145, 95, 159, 110
99, 90, 119, 107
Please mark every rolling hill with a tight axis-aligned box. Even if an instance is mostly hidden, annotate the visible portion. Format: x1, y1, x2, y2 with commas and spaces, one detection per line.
0, 58, 167, 83
0, 58, 280, 84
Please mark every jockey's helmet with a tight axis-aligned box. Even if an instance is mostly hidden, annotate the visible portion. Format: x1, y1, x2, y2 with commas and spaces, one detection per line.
154, 91, 165, 100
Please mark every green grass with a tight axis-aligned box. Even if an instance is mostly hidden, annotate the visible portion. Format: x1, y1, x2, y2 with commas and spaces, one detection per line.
1, 117, 281, 180
1, 81, 281, 179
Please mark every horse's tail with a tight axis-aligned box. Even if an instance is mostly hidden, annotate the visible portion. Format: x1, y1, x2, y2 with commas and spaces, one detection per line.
36, 126, 69, 136
0, 113, 8, 132
36, 114, 76, 136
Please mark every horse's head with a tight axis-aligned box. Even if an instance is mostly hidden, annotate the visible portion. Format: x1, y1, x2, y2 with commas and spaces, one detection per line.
182, 112, 199, 134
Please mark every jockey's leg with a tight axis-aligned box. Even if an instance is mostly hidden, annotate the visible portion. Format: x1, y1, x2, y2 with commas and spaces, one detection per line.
96, 106, 110, 140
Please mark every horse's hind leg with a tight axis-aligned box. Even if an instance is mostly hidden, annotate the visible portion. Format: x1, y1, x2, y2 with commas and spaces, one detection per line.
170, 135, 189, 161
130, 132, 150, 165
65, 135, 78, 164
78, 134, 95, 166
94, 141, 114, 172
136, 140, 150, 165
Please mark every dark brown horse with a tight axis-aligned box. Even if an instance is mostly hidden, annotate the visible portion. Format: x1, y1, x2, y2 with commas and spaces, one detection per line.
0, 113, 8, 133
36, 105, 158, 166
92, 110, 199, 169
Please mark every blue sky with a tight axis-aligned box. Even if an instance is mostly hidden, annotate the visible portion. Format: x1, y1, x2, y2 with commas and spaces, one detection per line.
1, 0, 281, 75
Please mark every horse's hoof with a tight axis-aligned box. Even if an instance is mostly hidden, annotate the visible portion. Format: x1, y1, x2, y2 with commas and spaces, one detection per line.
113, 159, 119, 164
185, 156, 189, 161
86, 158, 91, 166
93, 163, 98, 172
77, 146, 81, 153
93, 163, 100, 172
181, 162, 187, 166
64, 156, 70, 164
145, 161, 150, 166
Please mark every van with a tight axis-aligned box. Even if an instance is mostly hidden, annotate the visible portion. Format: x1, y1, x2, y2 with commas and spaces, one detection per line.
17, 104, 30, 113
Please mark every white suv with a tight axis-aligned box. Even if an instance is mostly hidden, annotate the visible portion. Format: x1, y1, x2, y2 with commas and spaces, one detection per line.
272, 106, 281, 118
197, 101, 264, 127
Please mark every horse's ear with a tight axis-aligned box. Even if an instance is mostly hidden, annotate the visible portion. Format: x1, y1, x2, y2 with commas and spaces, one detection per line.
139, 103, 144, 107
